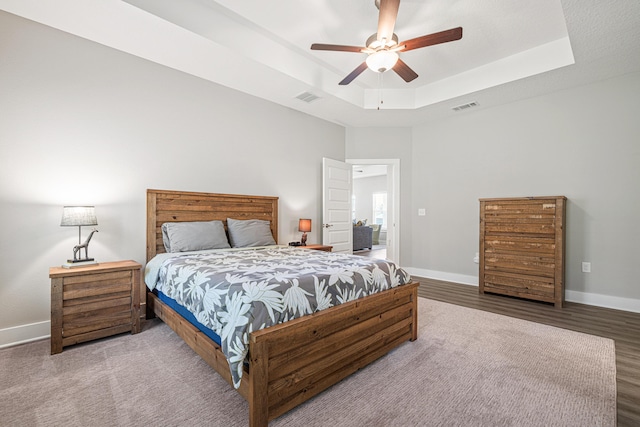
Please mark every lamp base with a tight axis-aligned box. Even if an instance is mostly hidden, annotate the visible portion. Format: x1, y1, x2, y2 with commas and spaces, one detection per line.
62, 259, 98, 269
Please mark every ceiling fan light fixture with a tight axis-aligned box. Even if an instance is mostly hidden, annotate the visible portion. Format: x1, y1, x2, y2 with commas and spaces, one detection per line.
366, 33, 399, 50
366, 50, 399, 73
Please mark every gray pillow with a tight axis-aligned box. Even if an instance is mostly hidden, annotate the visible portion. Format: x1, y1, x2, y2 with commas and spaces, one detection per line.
161, 220, 230, 253
226, 218, 276, 248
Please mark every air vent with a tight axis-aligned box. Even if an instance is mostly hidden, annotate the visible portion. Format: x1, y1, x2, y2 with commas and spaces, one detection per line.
295, 92, 321, 103
452, 101, 479, 112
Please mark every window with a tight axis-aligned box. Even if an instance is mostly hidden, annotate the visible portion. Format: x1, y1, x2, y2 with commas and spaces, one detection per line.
372, 192, 387, 228
352, 194, 356, 221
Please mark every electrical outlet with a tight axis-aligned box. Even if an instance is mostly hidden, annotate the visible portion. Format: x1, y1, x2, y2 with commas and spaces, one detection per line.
582, 262, 591, 273
473, 252, 479, 264
418, 209, 426, 216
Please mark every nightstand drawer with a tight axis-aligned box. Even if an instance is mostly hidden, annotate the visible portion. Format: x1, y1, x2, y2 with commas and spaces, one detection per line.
63, 306, 132, 337
63, 270, 133, 300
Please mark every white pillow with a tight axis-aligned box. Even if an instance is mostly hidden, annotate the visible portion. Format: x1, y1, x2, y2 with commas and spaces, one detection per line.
226, 218, 276, 248
161, 221, 230, 253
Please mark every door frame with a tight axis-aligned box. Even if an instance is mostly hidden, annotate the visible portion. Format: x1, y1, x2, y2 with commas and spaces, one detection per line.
346, 158, 400, 265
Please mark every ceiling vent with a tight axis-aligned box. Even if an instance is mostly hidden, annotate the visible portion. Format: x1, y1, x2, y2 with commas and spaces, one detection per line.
295, 91, 321, 103
452, 101, 479, 112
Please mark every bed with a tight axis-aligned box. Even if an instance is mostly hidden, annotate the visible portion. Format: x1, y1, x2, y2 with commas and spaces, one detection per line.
145, 189, 419, 426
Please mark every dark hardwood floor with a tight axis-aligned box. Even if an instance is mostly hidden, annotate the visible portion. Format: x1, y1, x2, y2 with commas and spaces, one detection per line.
352, 244, 386, 260
416, 277, 640, 427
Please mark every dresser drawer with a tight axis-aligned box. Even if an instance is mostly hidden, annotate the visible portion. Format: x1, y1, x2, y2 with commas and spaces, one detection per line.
483, 271, 556, 302
484, 252, 556, 277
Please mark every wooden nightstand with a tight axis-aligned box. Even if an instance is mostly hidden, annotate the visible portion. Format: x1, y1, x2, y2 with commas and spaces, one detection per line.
299, 244, 333, 252
49, 260, 141, 354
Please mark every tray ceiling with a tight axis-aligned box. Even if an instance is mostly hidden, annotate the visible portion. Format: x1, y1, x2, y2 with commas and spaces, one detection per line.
1, 0, 639, 127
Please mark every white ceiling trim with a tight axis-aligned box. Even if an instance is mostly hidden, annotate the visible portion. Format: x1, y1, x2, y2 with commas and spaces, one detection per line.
0, 2, 296, 97
0, 0, 573, 112
363, 37, 575, 110
0, 0, 373, 110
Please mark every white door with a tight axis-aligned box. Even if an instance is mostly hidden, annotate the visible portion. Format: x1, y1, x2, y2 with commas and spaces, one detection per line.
322, 158, 352, 253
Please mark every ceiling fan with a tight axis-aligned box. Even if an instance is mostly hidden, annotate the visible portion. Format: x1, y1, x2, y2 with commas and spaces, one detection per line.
310, 0, 462, 85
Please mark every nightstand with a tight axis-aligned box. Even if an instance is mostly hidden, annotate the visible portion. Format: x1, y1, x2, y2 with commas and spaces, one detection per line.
49, 260, 141, 354
300, 244, 333, 252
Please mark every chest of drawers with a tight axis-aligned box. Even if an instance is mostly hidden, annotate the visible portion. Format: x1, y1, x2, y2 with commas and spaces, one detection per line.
479, 196, 566, 307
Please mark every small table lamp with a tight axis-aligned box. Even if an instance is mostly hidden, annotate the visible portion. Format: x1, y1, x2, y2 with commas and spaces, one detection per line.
298, 218, 311, 246
61, 206, 98, 264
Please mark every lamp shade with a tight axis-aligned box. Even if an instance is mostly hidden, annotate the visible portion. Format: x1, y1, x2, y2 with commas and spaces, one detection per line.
366, 50, 399, 73
298, 218, 311, 233
61, 206, 98, 227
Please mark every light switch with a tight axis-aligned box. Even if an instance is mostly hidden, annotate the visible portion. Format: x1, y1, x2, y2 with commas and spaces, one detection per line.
418, 209, 426, 216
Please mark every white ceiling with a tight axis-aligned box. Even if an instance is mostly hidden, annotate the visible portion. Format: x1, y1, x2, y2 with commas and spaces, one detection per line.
2, 0, 639, 127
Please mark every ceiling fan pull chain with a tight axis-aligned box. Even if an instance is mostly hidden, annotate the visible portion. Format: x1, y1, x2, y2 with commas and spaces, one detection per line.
378, 72, 384, 110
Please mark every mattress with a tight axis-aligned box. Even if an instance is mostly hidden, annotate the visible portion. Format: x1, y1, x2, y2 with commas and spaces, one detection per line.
156, 290, 221, 347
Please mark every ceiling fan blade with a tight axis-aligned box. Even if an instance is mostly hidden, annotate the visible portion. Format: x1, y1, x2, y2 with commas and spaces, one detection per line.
400, 27, 463, 52
393, 58, 418, 82
377, 0, 400, 43
311, 43, 366, 53
339, 62, 369, 85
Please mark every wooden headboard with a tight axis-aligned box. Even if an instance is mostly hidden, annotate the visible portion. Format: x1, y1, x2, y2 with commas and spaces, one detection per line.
146, 189, 279, 262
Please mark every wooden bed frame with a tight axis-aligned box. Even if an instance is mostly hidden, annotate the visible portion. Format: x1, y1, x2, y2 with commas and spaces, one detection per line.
145, 189, 419, 426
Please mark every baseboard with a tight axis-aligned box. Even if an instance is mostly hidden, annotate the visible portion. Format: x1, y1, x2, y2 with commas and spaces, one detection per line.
1, 311, 149, 350
2, 278, 638, 349
0, 320, 50, 349
565, 290, 640, 313
406, 267, 640, 314
406, 267, 478, 287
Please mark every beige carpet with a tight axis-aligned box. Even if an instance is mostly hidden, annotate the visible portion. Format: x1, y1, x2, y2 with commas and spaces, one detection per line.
0, 298, 616, 426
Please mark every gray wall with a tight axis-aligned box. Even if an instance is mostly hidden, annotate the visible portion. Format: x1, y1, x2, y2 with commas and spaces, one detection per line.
0, 12, 344, 343
410, 72, 640, 308
347, 73, 639, 311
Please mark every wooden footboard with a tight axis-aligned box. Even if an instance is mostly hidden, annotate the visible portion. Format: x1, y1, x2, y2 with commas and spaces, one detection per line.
148, 281, 419, 426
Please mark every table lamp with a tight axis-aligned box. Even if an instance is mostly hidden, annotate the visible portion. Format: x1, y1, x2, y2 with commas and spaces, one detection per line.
61, 206, 98, 265
298, 218, 311, 246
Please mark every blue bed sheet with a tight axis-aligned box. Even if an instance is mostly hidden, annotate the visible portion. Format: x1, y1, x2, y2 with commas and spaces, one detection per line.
156, 290, 222, 347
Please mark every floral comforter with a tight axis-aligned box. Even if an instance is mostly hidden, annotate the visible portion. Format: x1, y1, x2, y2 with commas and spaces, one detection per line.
146, 246, 412, 388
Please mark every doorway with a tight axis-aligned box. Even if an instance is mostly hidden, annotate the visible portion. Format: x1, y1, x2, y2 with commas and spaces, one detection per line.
347, 158, 400, 264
